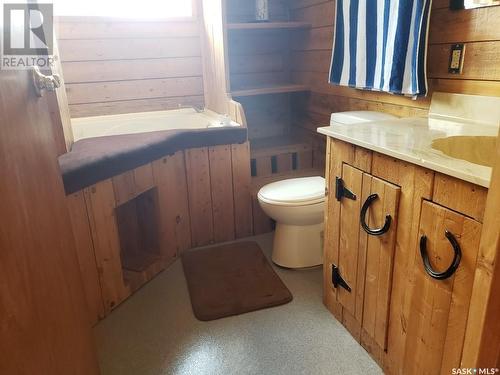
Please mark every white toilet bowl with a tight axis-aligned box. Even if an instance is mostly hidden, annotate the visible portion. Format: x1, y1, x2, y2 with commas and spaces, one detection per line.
257, 176, 325, 268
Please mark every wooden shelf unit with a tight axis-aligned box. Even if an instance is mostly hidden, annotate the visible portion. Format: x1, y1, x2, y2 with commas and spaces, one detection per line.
223, 0, 317, 181
227, 21, 311, 30
231, 83, 309, 97
250, 132, 318, 178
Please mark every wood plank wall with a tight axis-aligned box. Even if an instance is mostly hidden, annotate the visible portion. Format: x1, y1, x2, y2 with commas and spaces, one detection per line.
290, 0, 500, 133
56, 17, 205, 118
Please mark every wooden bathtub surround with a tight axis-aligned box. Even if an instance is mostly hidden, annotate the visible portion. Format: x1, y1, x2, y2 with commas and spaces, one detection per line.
66, 142, 254, 321
323, 137, 492, 374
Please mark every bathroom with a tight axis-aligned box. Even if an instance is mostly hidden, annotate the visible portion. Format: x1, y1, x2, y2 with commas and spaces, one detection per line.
1, 0, 499, 374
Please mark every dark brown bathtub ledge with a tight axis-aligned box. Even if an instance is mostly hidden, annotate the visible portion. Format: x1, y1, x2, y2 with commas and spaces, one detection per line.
59, 126, 247, 195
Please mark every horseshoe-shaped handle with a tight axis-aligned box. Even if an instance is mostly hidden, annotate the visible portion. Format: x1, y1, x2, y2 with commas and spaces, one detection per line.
419, 230, 462, 280
360, 194, 392, 236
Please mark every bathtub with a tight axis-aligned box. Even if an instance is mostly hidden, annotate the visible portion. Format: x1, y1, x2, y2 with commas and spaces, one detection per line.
71, 108, 239, 142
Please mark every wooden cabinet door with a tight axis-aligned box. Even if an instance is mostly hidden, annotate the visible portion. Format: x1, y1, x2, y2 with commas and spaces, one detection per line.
360, 174, 400, 351
404, 201, 482, 375
336, 164, 364, 316
336, 164, 400, 349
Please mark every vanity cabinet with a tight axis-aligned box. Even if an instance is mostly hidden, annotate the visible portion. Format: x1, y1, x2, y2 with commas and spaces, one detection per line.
323, 138, 487, 375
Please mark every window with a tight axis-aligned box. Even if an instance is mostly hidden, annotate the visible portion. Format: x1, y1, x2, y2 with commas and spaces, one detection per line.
54, 0, 192, 18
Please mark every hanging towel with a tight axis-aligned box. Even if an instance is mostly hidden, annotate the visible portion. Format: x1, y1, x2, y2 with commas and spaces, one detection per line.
329, 0, 433, 97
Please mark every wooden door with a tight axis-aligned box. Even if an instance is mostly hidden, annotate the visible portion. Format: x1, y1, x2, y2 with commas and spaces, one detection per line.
336, 164, 400, 346
0, 68, 99, 373
404, 201, 482, 374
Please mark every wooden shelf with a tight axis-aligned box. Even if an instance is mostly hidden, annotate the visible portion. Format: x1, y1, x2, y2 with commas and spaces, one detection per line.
251, 133, 312, 158
227, 21, 311, 31
231, 83, 309, 97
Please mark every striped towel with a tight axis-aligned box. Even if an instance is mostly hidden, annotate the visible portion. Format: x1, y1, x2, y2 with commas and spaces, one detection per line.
329, 0, 433, 97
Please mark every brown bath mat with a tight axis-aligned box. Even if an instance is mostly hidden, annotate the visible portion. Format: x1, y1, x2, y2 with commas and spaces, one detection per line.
181, 241, 293, 321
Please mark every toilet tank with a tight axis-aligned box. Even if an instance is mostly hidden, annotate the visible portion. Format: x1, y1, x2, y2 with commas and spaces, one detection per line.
330, 111, 398, 126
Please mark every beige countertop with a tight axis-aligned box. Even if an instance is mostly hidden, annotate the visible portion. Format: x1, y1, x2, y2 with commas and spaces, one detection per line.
318, 116, 498, 188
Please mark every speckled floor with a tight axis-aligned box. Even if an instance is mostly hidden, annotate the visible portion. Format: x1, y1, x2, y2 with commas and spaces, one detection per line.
94, 233, 382, 375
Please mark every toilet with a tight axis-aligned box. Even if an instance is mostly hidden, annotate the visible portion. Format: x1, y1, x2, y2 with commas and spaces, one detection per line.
257, 111, 399, 269
258, 176, 325, 268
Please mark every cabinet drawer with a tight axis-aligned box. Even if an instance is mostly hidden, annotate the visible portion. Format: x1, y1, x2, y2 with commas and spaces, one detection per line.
404, 201, 482, 374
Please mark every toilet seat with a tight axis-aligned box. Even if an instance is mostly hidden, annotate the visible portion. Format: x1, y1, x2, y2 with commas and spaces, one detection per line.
257, 176, 325, 207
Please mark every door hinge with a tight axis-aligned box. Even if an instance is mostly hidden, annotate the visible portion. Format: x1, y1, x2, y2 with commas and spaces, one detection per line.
332, 264, 351, 292
335, 177, 356, 202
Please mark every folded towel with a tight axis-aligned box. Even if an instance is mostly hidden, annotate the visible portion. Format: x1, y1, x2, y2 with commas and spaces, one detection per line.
329, 0, 433, 97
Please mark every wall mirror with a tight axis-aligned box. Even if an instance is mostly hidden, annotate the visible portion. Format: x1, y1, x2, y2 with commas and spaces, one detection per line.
450, 0, 500, 9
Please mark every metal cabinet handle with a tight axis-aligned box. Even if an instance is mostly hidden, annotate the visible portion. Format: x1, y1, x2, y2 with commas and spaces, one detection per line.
360, 193, 392, 236
419, 230, 462, 280
32, 66, 61, 97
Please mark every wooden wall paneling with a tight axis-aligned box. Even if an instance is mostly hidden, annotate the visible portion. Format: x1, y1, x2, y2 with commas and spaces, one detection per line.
185, 147, 215, 246
56, 16, 204, 118
70, 96, 205, 118
58, 38, 201, 61
256, 156, 273, 177
62, 57, 203, 84
231, 142, 254, 238
462, 127, 500, 368
84, 180, 130, 312
228, 32, 288, 56
56, 19, 200, 39
428, 42, 500, 81
429, 6, 500, 44
276, 153, 292, 173
209, 145, 236, 242
290, 0, 500, 138
152, 152, 192, 256
66, 192, 105, 326
403, 201, 481, 374
371, 153, 434, 374
66, 77, 204, 105
433, 173, 488, 222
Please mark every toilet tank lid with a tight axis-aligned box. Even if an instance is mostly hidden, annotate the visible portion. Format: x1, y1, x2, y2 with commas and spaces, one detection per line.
258, 176, 325, 205
330, 111, 398, 126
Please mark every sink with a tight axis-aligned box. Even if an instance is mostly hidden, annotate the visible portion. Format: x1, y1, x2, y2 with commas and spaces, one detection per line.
432, 136, 497, 168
